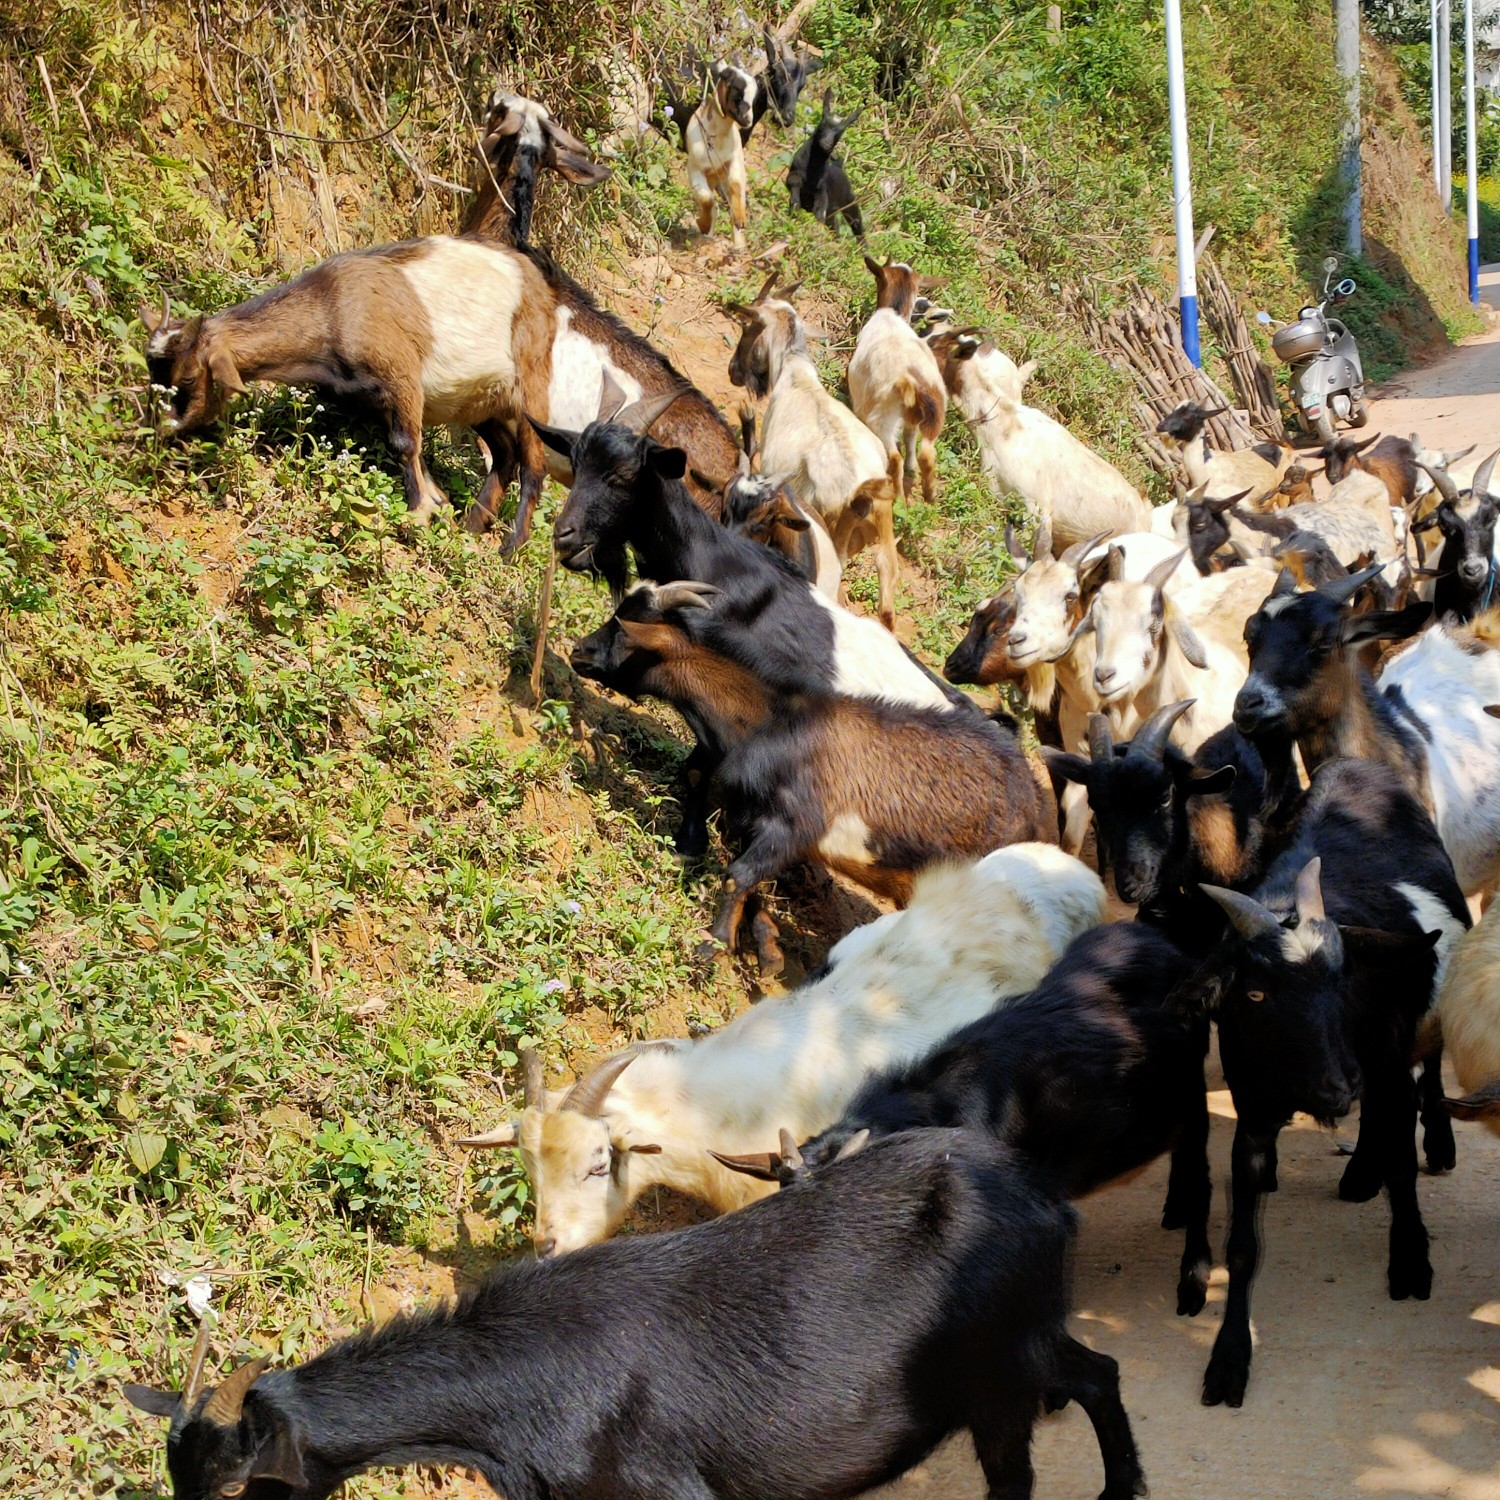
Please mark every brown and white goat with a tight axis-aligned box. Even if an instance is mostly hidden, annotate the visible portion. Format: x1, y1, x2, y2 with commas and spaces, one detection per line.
726, 277, 902, 628
686, 62, 756, 249
459, 90, 610, 246
848, 258, 947, 503
143, 239, 738, 549
1320, 433, 1418, 510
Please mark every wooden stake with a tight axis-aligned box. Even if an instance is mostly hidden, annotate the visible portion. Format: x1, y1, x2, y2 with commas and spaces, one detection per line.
529, 551, 557, 706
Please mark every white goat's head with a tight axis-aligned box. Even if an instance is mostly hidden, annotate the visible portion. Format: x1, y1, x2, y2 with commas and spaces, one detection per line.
1005, 525, 1109, 669
1089, 546, 1204, 703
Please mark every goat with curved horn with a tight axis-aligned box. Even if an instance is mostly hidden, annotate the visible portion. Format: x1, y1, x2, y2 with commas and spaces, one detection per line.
1318, 559, 1386, 607
1087, 713, 1114, 764
1470, 446, 1500, 502
201, 1356, 272, 1427
561, 1043, 672, 1118
613, 385, 689, 435
1199, 884, 1281, 943
1132, 698, 1196, 760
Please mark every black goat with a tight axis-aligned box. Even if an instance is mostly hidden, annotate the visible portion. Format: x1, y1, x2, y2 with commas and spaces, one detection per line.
1180, 757, 1467, 1408
572, 583, 1054, 967
125, 1128, 1146, 1500
722, 923, 1212, 1320
1413, 448, 1500, 623
786, 90, 864, 237
755, 25, 824, 136
1044, 701, 1295, 953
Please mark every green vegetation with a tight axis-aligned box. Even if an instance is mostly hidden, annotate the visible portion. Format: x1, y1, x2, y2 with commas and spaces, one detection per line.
0, 1, 1480, 1495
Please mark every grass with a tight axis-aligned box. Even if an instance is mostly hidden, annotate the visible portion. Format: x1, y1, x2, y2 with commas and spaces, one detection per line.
0, 1, 1484, 1494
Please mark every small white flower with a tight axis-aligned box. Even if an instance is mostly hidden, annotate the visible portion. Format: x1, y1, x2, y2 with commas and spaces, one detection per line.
541, 977, 567, 995
562, 900, 582, 917
184, 1274, 215, 1317
664, 104, 674, 117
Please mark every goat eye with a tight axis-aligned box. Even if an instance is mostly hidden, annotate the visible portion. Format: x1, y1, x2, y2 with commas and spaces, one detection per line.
1065, 590, 1079, 605
1160, 791, 1174, 810
588, 1158, 610, 1179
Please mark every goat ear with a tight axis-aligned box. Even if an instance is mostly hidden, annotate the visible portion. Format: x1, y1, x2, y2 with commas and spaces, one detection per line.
1016, 358, 1037, 386
627, 1141, 663, 1154
246, 1406, 309, 1489
206, 343, 246, 395
774, 505, 810, 531
720, 302, 760, 326
122, 1384, 180, 1418
805, 52, 826, 74
1040, 747, 1092, 788
527, 416, 578, 459
551, 149, 611, 186
1183, 763, 1237, 796
1339, 600, 1431, 648
863, 254, 883, 281
849, 494, 874, 520
1168, 611, 1210, 669
647, 443, 688, 479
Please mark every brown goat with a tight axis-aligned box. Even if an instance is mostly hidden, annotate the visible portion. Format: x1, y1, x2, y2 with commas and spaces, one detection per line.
1320, 434, 1418, 509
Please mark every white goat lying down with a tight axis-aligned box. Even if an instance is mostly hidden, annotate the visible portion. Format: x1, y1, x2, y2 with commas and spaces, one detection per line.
460, 843, 1106, 1255
925, 331, 1150, 551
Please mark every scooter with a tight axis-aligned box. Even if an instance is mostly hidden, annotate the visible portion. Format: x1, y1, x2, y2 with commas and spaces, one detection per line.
1258, 255, 1367, 443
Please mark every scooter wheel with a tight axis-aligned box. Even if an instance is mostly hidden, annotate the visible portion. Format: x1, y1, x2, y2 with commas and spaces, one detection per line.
1349, 398, 1370, 429
1313, 410, 1337, 443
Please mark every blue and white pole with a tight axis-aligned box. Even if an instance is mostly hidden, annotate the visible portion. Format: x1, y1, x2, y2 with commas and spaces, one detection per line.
1464, 0, 1480, 304
1164, 0, 1199, 366
1432, 0, 1443, 192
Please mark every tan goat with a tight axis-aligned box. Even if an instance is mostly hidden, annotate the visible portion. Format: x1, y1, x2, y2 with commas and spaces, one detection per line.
685, 63, 756, 250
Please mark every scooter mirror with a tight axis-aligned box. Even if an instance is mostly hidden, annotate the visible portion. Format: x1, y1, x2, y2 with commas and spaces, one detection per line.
1256, 310, 1272, 325
1323, 255, 1340, 273
1334, 277, 1357, 297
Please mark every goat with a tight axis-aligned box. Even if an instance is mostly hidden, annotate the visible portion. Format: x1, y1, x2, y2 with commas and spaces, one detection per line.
141, 240, 738, 550
705, 409, 841, 599
725, 923, 1212, 1320
1155, 401, 1295, 499
126, 1127, 1146, 1500
1435, 895, 1500, 1131
1044, 702, 1296, 952
459, 842, 1104, 1251
536, 412, 968, 853
785, 90, 865, 237
725, 279, 903, 628
935, 344, 1151, 549
570, 583, 1056, 962
1083, 546, 1275, 750
1412, 449, 1500, 622
1412, 437, 1480, 501
1235, 571, 1500, 899
1181, 757, 1467, 1406
459, 90, 610, 246
685, 62, 755, 249
1320, 433, 1418, 509
755, 25, 825, 135
848, 257, 946, 503
925, 326, 1034, 406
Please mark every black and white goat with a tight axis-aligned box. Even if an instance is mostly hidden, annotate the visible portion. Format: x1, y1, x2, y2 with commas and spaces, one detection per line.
1413, 448, 1500, 623
1181, 757, 1468, 1407
126, 1130, 1147, 1500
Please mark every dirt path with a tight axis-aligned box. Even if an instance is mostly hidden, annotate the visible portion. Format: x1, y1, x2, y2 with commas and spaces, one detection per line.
1362, 265, 1500, 455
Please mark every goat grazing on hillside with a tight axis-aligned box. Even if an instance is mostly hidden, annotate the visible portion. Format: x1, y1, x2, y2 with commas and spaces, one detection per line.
1183, 758, 1466, 1407
459, 90, 610, 246
686, 62, 756, 249
755, 25, 825, 136
126, 1127, 1145, 1500
459, 843, 1104, 1250
785, 90, 864, 237
725, 278, 903, 627
848, 257, 948, 503
571, 583, 1056, 962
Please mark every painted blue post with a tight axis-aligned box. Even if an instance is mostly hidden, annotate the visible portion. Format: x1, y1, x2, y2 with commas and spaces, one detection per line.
1163, 0, 1200, 366
1465, 0, 1480, 304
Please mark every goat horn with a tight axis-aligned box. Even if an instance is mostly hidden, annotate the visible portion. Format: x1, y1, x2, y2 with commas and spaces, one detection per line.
1319, 559, 1385, 607
614, 386, 687, 435
456, 1120, 520, 1148
1086, 713, 1114, 764
1271, 566, 1299, 597
833, 1128, 870, 1162
1058, 530, 1109, 569
1294, 856, 1325, 926
596, 370, 630, 423
1131, 699, 1196, 761
201, 1356, 270, 1427
1033, 517, 1054, 561
708, 1148, 784, 1181
1004, 523, 1031, 567
1418, 460, 1461, 505
752, 268, 779, 305
1470, 445, 1500, 502
560, 1043, 665, 1117
778, 1128, 805, 1171
653, 580, 721, 611
179, 1315, 214, 1414
521, 1046, 544, 1110
1200, 884, 1282, 942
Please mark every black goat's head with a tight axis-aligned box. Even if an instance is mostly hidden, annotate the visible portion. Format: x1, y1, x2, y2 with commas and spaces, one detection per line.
1155, 401, 1226, 447
809, 88, 862, 155
761, 27, 824, 126
571, 581, 718, 696
944, 587, 1022, 687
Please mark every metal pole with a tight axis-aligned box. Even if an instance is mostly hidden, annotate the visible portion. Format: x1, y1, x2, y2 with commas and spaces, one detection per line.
1465, 0, 1480, 303
1335, 0, 1361, 255
1164, 0, 1200, 366
1439, 0, 1453, 212
1432, 0, 1443, 191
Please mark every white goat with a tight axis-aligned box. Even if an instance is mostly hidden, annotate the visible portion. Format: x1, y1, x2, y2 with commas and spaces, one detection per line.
685, 63, 757, 249
1156, 401, 1294, 500
459, 844, 1106, 1254
1085, 547, 1274, 751
1435, 898, 1500, 1134
929, 337, 1151, 550
848, 258, 947, 503
726, 283, 902, 629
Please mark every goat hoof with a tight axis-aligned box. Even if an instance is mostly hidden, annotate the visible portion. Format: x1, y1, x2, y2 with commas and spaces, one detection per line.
1389, 1256, 1433, 1302
1176, 1273, 1208, 1318
694, 936, 729, 968
463, 502, 496, 537
1422, 1123, 1457, 1174
1201, 1353, 1248, 1409
1338, 1157, 1382, 1202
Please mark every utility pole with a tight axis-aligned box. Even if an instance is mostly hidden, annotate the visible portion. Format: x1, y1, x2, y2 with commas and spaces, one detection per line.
1163, 0, 1199, 366
1431, 0, 1443, 191
1465, 0, 1480, 302
1440, 0, 1454, 212
1335, 0, 1361, 254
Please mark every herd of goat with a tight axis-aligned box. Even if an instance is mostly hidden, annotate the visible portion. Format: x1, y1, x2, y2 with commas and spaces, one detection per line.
120, 41, 1500, 1500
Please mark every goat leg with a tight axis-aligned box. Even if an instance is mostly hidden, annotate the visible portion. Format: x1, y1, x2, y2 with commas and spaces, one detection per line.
388, 400, 447, 525
1047, 1338, 1146, 1500
705, 823, 795, 963
969, 1405, 1036, 1500
1202, 1120, 1276, 1407
747, 896, 785, 979
1165, 1054, 1212, 1317
674, 743, 717, 859
1373, 1066, 1434, 1301
1337, 1103, 1383, 1202
465, 418, 518, 535
1417, 1049, 1457, 1173
500, 421, 549, 556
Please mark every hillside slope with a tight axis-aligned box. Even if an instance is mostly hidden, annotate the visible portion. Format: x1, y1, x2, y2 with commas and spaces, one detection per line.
0, 3, 1481, 1495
